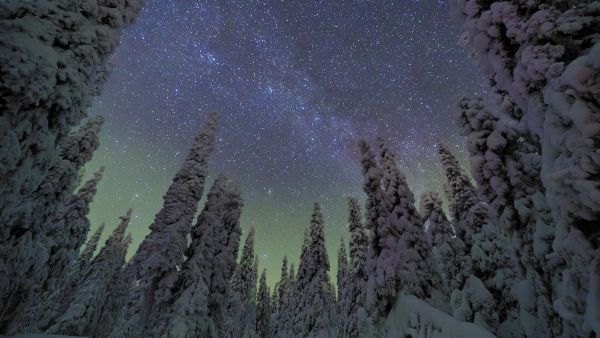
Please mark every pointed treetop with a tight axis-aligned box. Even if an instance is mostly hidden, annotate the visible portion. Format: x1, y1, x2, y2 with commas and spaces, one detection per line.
302, 228, 310, 250
420, 192, 454, 246
366, 138, 432, 318
238, 226, 255, 267
60, 116, 105, 169
279, 256, 289, 283
230, 225, 256, 298
109, 209, 133, 245
129, 111, 219, 277
419, 192, 448, 225
75, 166, 105, 203
288, 263, 295, 282
260, 269, 268, 288
377, 137, 398, 190
79, 222, 106, 263
309, 203, 329, 271
357, 139, 386, 235
123, 233, 133, 247
357, 139, 384, 192
347, 197, 368, 265
256, 268, 271, 338
347, 197, 363, 234
437, 142, 478, 218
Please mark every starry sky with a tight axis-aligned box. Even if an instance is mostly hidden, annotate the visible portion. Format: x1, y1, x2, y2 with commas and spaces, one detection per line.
85, 0, 489, 286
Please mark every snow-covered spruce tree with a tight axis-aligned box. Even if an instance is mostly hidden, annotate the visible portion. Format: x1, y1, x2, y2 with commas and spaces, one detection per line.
275, 261, 296, 338
420, 191, 465, 293
148, 174, 243, 338
253, 254, 259, 295
272, 256, 290, 337
95, 260, 137, 338
420, 192, 453, 247
108, 112, 218, 338
357, 139, 387, 236
337, 238, 348, 306
458, 95, 558, 336
45, 209, 132, 336
295, 227, 310, 306
336, 238, 349, 334
60, 116, 106, 169
270, 284, 278, 323
298, 228, 310, 271
288, 263, 295, 286
438, 142, 516, 333
8, 166, 106, 333
437, 142, 486, 245
363, 139, 432, 321
192, 174, 243, 335
224, 227, 258, 338
276, 256, 289, 313
293, 203, 336, 338
454, 0, 599, 240
69, 222, 106, 282
454, 221, 519, 335
454, 3, 600, 335
45, 166, 106, 291
437, 143, 518, 325
457, 96, 515, 227
256, 269, 271, 338
346, 198, 369, 280
341, 197, 371, 338
0, 0, 144, 324
1, 122, 107, 330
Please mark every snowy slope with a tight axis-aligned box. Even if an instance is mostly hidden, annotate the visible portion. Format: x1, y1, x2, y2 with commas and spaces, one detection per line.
384, 293, 497, 338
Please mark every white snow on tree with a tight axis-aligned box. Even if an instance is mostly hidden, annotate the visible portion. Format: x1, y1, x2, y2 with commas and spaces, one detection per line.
96, 243, 137, 338
45, 208, 133, 336
274, 259, 296, 338
454, 0, 599, 236
420, 191, 464, 293
363, 139, 432, 321
109, 112, 218, 338
357, 139, 387, 236
8, 166, 106, 334
0, 0, 144, 325
60, 116, 106, 169
69, 222, 106, 282
337, 238, 349, 306
276, 256, 289, 312
437, 142, 486, 245
454, 2, 600, 335
192, 174, 243, 334
293, 203, 336, 338
438, 141, 517, 334
256, 269, 271, 338
458, 94, 558, 337
336, 238, 349, 335
46, 166, 106, 290
272, 256, 293, 338
149, 174, 243, 338
224, 227, 258, 338
420, 192, 453, 249
340, 197, 372, 338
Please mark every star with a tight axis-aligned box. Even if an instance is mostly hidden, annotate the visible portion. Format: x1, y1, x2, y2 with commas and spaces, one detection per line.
85, 0, 489, 286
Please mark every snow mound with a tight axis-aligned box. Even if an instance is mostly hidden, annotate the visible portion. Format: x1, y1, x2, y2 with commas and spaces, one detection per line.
384, 292, 497, 338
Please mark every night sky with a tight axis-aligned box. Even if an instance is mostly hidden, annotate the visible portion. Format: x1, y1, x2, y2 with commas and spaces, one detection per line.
85, 0, 489, 285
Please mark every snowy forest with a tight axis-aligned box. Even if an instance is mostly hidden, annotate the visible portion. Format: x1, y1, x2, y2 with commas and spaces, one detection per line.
0, 1, 599, 338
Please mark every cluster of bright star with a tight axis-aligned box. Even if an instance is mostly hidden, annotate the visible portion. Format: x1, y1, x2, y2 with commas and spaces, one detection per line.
86, 0, 489, 285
